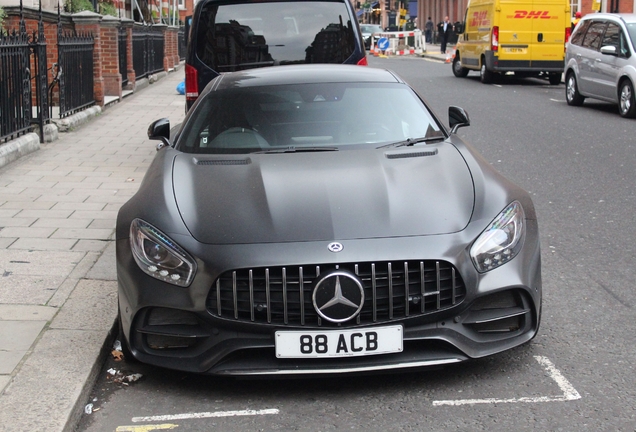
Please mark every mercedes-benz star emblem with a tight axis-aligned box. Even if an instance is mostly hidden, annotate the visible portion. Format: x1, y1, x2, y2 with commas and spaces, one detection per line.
312, 270, 364, 323
327, 242, 344, 253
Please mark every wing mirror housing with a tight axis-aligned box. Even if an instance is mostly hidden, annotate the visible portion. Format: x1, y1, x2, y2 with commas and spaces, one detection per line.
449, 106, 470, 134
148, 118, 171, 150
455, 22, 465, 34
600, 45, 617, 56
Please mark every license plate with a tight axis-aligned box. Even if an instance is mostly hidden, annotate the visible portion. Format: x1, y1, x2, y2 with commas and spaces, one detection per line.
275, 325, 403, 358
503, 47, 527, 54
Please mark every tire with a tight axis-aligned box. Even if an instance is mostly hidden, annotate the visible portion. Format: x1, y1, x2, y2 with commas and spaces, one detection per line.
548, 72, 561, 85
480, 59, 493, 84
618, 80, 636, 118
452, 55, 469, 77
565, 72, 585, 106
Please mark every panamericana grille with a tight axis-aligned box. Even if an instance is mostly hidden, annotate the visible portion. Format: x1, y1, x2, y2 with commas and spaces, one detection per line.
206, 261, 466, 327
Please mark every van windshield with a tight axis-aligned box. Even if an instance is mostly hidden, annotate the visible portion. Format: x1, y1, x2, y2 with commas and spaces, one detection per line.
195, 0, 356, 71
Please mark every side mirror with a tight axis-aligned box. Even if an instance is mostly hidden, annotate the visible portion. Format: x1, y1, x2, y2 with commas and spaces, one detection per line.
600, 45, 617, 56
449, 106, 470, 134
454, 22, 465, 34
148, 118, 171, 150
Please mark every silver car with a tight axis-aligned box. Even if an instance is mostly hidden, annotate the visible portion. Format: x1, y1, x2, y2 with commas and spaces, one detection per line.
565, 13, 636, 118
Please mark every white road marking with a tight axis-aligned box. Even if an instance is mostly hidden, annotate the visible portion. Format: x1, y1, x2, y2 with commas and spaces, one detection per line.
432, 355, 581, 406
132, 408, 279, 423
550, 99, 566, 102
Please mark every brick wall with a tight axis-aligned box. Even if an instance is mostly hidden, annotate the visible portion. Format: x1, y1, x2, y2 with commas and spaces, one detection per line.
4, 6, 182, 111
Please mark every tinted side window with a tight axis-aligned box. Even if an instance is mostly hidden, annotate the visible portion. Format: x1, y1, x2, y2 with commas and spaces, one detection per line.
570, 20, 590, 45
601, 23, 620, 51
195, 1, 356, 72
581, 22, 607, 50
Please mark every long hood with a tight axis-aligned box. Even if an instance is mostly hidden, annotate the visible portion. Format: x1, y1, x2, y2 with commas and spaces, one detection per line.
173, 145, 475, 244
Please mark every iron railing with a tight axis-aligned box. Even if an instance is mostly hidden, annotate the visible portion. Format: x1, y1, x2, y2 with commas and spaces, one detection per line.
119, 27, 128, 88
178, 26, 186, 60
57, 31, 95, 118
0, 4, 50, 144
0, 30, 32, 143
133, 25, 165, 79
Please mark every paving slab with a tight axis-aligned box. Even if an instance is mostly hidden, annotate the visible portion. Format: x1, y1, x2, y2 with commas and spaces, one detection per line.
0, 69, 186, 432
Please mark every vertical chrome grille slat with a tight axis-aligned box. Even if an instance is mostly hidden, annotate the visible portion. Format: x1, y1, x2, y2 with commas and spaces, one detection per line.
355, 264, 361, 324
452, 267, 456, 305
209, 260, 465, 325
266, 268, 271, 324
436, 261, 441, 310
232, 271, 238, 319
420, 261, 425, 314
216, 279, 222, 316
299, 267, 305, 326
404, 261, 409, 317
388, 262, 393, 319
249, 269, 254, 322
372, 263, 377, 322
282, 267, 288, 325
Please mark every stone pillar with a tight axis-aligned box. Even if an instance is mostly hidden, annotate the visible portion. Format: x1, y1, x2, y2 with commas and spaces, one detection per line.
166, 26, 180, 69
121, 19, 135, 89
72, 11, 105, 107
100, 15, 123, 99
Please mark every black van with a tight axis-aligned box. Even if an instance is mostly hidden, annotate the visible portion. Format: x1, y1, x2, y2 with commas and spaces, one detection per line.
185, 0, 367, 110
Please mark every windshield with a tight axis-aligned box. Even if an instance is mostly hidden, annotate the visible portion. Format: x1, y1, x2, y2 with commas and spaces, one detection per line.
361, 25, 382, 34
195, 0, 356, 70
177, 82, 445, 154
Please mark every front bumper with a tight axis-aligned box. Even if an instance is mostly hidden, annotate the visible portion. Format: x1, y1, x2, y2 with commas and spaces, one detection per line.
117, 221, 541, 375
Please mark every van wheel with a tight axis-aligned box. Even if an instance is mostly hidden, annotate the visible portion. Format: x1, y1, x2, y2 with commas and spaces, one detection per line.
565, 72, 584, 106
548, 72, 561, 85
618, 80, 636, 118
452, 55, 469, 77
480, 60, 492, 84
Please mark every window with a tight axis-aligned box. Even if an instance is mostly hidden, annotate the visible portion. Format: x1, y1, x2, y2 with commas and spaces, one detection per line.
570, 20, 590, 45
581, 21, 607, 50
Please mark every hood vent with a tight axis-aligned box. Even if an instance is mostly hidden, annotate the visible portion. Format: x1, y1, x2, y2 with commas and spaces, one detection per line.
385, 149, 438, 159
194, 158, 251, 166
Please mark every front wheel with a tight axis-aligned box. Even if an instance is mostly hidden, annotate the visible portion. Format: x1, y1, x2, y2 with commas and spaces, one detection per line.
565, 72, 585, 106
618, 80, 636, 118
480, 61, 493, 84
452, 55, 469, 77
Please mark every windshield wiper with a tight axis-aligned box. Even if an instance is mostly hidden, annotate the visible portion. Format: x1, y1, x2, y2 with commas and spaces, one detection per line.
377, 136, 445, 149
254, 146, 339, 154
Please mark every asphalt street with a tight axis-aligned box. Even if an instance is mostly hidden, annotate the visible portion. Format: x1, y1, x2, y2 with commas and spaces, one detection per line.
79, 56, 636, 431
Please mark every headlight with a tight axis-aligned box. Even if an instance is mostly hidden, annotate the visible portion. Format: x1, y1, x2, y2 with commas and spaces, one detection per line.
130, 219, 197, 287
470, 201, 525, 273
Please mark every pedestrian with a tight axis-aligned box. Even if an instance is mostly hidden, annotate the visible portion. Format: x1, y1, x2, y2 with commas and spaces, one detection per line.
571, 11, 581, 30
440, 16, 452, 54
425, 17, 434, 44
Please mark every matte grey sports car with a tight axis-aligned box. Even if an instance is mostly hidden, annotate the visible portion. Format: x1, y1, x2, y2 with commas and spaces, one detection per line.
116, 65, 541, 375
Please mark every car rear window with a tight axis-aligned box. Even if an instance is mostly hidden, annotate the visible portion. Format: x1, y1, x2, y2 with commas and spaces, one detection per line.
178, 82, 444, 154
194, 0, 356, 71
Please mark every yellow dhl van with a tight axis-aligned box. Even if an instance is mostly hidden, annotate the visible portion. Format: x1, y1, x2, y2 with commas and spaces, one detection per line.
452, 0, 571, 84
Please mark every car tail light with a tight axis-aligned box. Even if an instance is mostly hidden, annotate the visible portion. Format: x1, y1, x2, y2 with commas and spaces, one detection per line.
565, 27, 571, 50
357, 57, 368, 66
491, 26, 499, 52
185, 64, 199, 102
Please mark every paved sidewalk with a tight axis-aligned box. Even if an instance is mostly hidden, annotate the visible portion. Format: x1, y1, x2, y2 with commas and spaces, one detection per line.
0, 71, 186, 432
